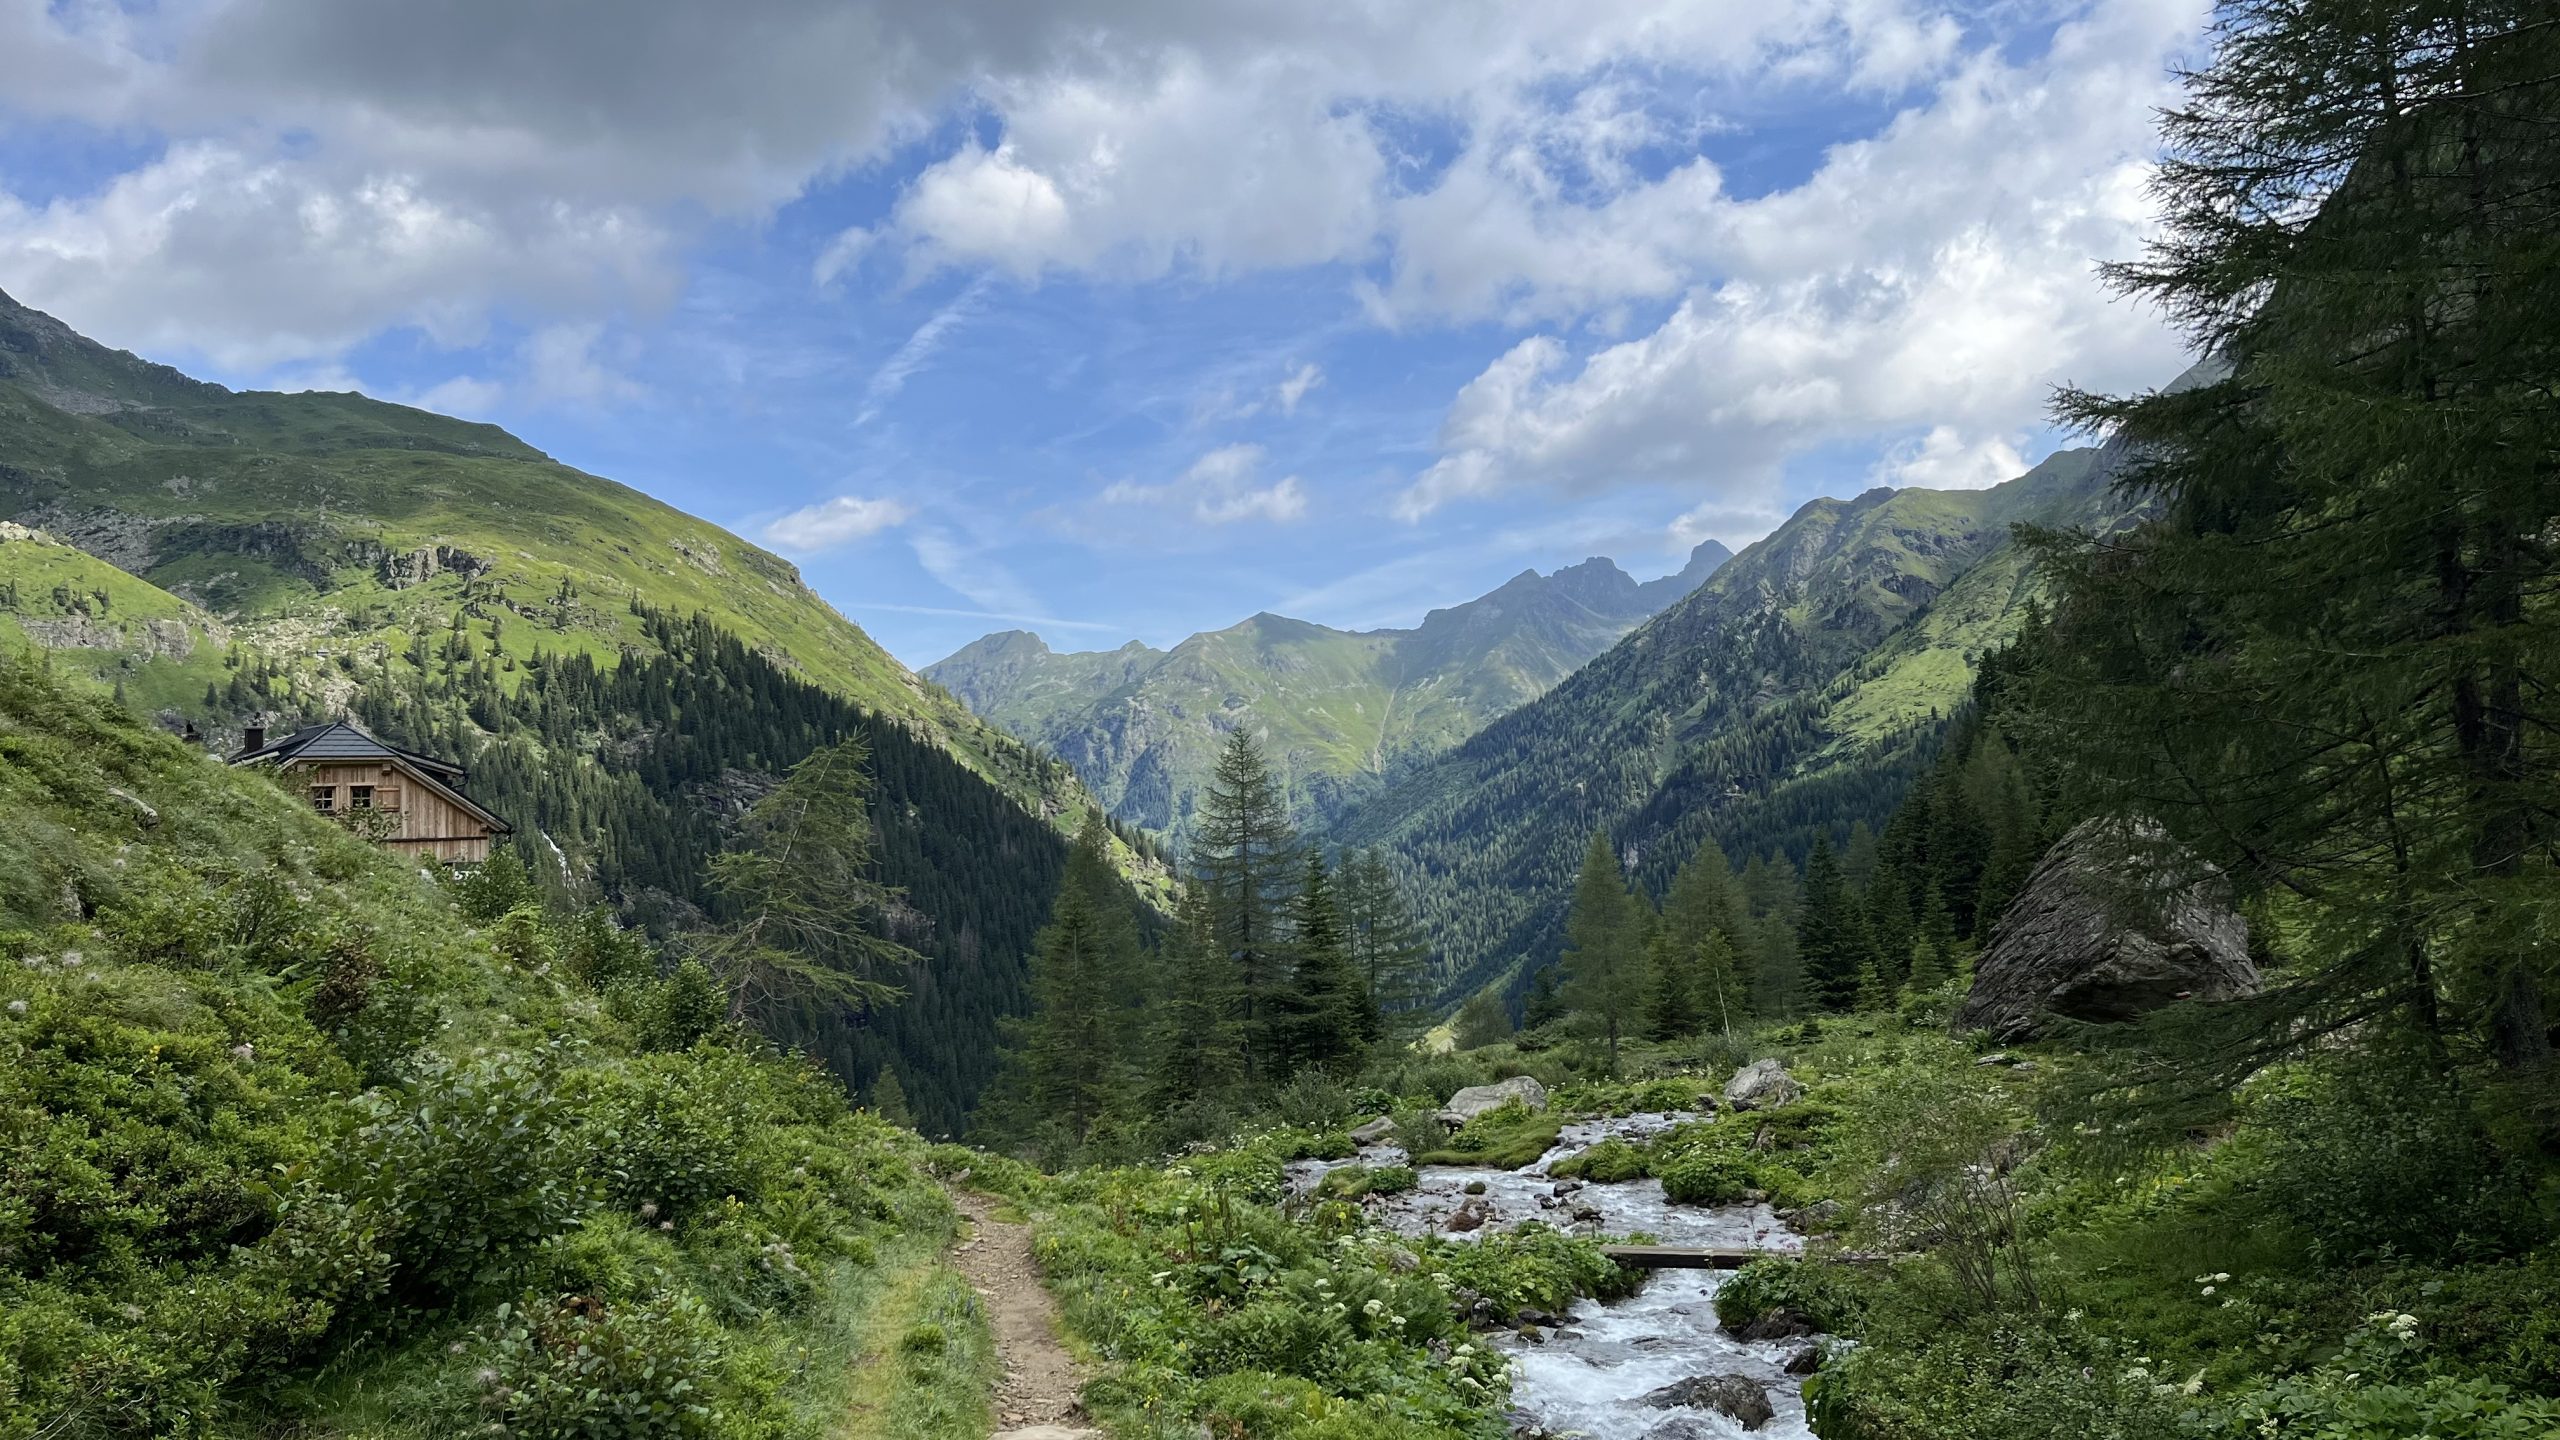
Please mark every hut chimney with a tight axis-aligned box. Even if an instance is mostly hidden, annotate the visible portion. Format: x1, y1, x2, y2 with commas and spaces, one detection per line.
242, 725, 265, 754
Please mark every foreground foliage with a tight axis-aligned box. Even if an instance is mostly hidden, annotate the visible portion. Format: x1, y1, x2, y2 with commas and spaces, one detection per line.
0, 656, 973, 1438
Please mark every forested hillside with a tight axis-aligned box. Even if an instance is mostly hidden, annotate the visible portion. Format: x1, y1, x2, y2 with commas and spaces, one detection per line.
927, 542, 1728, 841
1339, 448, 2115, 1003
0, 656, 992, 1438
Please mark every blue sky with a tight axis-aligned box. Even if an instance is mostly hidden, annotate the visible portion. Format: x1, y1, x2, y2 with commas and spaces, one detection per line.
0, 0, 2205, 666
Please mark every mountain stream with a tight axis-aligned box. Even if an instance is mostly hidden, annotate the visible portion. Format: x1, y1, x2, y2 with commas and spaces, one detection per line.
1289, 1113, 1820, 1440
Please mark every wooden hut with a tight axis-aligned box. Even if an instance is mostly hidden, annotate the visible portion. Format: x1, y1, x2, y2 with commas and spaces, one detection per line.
229, 719, 512, 863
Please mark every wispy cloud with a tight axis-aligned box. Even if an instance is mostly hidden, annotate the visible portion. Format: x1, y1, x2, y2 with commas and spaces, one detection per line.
852, 601, 1120, 633
858, 276, 991, 425
1103, 443, 1310, 526
762, 494, 915, 551
1275, 361, 1324, 415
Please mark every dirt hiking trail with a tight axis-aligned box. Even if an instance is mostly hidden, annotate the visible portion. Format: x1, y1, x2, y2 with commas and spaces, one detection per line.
950, 1190, 1100, 1440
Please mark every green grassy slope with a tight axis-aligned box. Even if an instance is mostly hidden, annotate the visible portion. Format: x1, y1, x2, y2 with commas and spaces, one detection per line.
0, 521, 231, 713
0, 656, 981, 1438
0, 287, 1114, 853
1337, 449, 2116, 999
926, 542, 1730, 840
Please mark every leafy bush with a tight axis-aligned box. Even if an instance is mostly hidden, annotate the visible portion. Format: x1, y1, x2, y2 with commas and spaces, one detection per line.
1807, 1316, 2187, 1440
1715, 1256, 1869, 1334
1315, 1165, 1417, 1200
578, 1048, 767, 1223
2237, 1060, 2533, 1265
470, 1293, 725, 1439
1548, 1138, 1648, 1183
334, 1046, 594, 1301
1659, 1150, 1754, 1204
1433, 1224, 1640, 1321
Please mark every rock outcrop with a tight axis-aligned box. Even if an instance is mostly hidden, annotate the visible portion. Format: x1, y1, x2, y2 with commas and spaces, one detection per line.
1438, 1075, 1548, 1126
1721, 1059, 1803, 1112
1641, 1374, 1775, 1431
1955, 818, 2259, 1042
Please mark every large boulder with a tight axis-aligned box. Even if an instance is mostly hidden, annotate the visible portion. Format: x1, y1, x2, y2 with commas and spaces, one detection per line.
1722, 1059, 1803, 1112
1438, 1075, 1548, 1126
1955, 818, 2259, 1043
1642, 1374, 1776, 1431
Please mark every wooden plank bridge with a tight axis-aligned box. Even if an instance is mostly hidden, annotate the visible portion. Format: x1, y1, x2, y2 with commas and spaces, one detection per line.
1599, 1245, 1758, 1269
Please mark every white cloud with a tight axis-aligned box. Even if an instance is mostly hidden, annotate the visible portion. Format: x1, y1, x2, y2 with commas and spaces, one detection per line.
1877, 425, 2029, 490
1274, 361, 1323, 415
414, 373, 504, 418
0, 140, 668, 370
763, 495, 916, 550
1395, 0, 2204, 520
858, 276, 988, 424
1105, 443, 1310, 526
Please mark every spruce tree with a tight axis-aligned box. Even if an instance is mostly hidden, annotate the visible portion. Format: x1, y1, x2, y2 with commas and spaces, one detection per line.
1642, 924, 1699, 1040
1150, 881, 1245, 1107
872, 1067, 914, 1128
1278, 851, 1369, 1073
1011, 812, 1143, 1142
1560, 832, 1644, 1071
1452, 990, 1513, 1050
2034, 0, 2560, 1092
1195, 728, 1298, 1077
1340, 848, 1431, 1041
1796, 837, 1875, 1013
1522, 966, 1568, 1030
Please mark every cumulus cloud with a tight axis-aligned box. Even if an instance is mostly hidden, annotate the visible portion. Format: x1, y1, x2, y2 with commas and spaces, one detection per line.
1105, 443, 1310, 526
1394, 0, 2204, 519
0, 0, 2032, 367
763, 495, 916, 550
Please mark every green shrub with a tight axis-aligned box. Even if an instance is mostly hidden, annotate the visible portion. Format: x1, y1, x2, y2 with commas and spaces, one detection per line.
2238, 1060, 2533, 1265
1659, 1150, 1753, 1205
1315, 1165, 1418, 1200
1715, 1256, 1868, 1334
470, 1293, 725, 1439
1434, 1224, 1639, 1321
334, 1047, 595, 1300
578, 1049, 768, 1223
1807, 1317, 2185, 1440
1548, 1138, 1649, 1183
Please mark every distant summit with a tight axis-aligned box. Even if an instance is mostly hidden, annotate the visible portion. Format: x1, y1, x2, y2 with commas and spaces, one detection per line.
924, 542, 1730, 840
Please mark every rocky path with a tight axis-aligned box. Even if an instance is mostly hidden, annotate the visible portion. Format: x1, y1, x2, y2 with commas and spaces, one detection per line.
949, 1190, 1099, 1440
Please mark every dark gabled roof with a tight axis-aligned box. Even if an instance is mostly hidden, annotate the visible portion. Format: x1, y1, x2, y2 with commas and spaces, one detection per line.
229, 719, 462, 778
227, 718, 511, 836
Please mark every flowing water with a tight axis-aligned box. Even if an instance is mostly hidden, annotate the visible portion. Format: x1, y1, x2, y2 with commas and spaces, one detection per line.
1290, 1113, 1820, 1439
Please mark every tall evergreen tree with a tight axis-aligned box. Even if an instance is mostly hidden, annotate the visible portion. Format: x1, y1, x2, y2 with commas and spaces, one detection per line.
1796, 837, 1875, 1012
703, 736, 915, 1022
1006, 812, 1144, 1143
2035, 0, 2560, 1098
1150, 882, 1245, 1108
1194, 729, 1299, 1077
1642, 924, 1699, 1040
1452, 989, 1513, 1051
1278, 851, 1370, 1073
1340, 848, 1432, 1041
1560, 832, 1644, 1071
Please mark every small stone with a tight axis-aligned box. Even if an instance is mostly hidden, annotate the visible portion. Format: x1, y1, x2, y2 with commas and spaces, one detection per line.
1350, 1116, 1397, 1144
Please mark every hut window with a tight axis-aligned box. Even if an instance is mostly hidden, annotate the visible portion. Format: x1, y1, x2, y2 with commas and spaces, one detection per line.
309, 785, 336, 813
377, 786, 403, 812
349, 785, 375, 810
